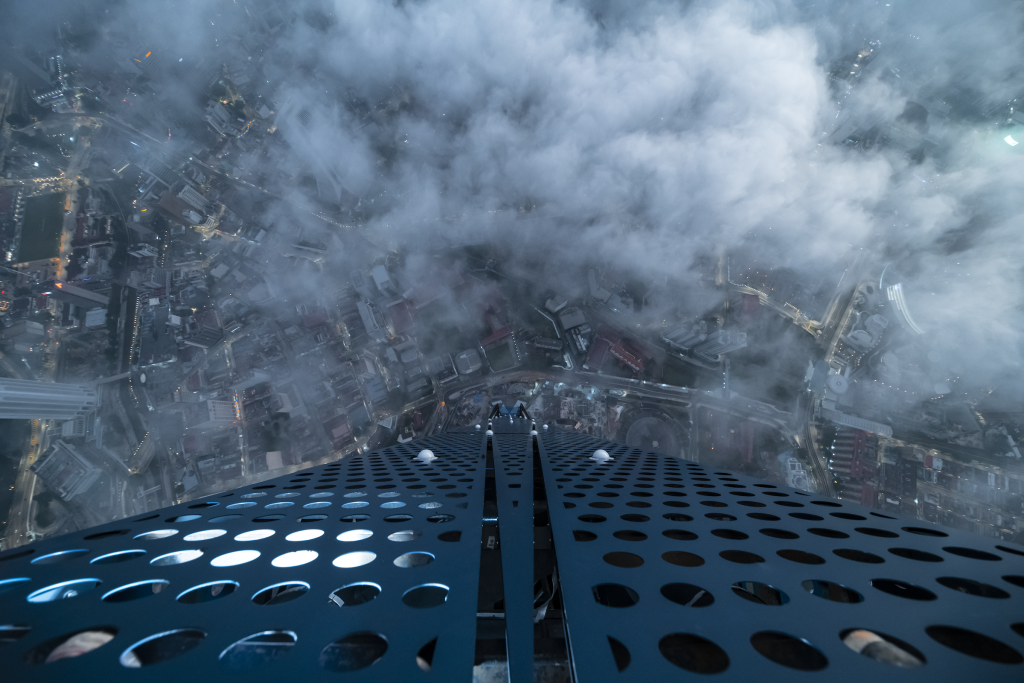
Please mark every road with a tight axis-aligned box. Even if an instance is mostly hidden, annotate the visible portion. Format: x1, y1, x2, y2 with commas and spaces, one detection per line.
2, 419, 49, 549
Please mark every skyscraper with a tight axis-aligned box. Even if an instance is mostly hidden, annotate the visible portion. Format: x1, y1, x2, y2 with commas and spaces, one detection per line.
694, 329, 748, 361
0, 378, 98, 420
0, 418, 1020, 680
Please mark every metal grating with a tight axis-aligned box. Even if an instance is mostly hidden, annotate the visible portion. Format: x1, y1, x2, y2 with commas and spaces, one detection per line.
0, 433, 486, 681
488, 416, 536, 680
536, 426, 1024, 681
1, 418, 1022, 681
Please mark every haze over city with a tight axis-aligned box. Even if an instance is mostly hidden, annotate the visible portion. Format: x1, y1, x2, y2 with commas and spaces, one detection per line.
1, 0, 1023, 558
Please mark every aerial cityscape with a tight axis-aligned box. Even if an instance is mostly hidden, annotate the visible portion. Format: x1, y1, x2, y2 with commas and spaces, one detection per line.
0, 0, 1021, 559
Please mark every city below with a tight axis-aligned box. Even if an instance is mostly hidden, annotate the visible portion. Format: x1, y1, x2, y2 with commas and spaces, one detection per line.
0, 1, 1021, 560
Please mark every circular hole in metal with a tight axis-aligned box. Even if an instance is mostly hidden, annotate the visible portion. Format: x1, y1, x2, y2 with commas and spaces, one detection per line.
24, 626, 117, 664
705, 513, 736, 521
902, 526, 947, 537
663, 513, 693, 522
329, 582, 381, 607
337, 529, 373, 542
925, 625, 1022, 664
333, 551, 376, 568
870, 578, 936, 601
27, 579, 101, 603
658, 633, 729, 674
661, 583, 714, 607
833, 548, 884, 563
603, 552, 644, 568
839, 628, 925, 667
102, 580, 170, 604
750, 631, 828, 671
662, 550, 704, 567
613, 530, 647, 542
284, 529, 324, 542
298, 515, 329, 523
759, 528, 799, 540
720, 550, 765, 564
188, 502, 218, 509
0, 625, 31, 643
789, 512, 823, 521
731, 581, 788, 605
776, 549, 824, 564
394, 552, 434, 568
663, 529, 697, 541
227, 502, 256, 509
591, 583, 639, 607
573, 530, 597, 541
211, 550, 260, 567
1002, 575, 1024, 589
801, 579, 863, 603
0, 548, 34, 562
176, 581, 238, 604
271, 550, 318, 568
607, 636, 630, 672
91, 550, 145, 565
151, 550, 203, 566
748, 513, 781, 521
252, 514, 286, 523
252, 582, 309, 606
235, 529, 275, 542
388, 530, 421, 542
807, 528, 848, 539
83, 529, 130, 540
183, 530, 226, 542
402, 584, 449, 608
134, 530, 178, 541
319, 632, 388, 672
943, 546, 1003, 561
888, 547, 942, 562
711, 529, 749, 540
219, 630, 297, 670
120, 629, 205, 668
341, 514, 371, 523
936, 577, 1010, 598
384, 514, 414, 523
854, 527, 899, 538
165, 515, 201, 523
620, 515, 650, 524
209, 514, 243, 523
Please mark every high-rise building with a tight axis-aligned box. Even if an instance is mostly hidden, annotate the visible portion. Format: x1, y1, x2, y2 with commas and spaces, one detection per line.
663, 319, 708, 351
694, 329, 747, 361
0, 419, 1021, 679
28, 440, 102, 502
0, 378, 98, 420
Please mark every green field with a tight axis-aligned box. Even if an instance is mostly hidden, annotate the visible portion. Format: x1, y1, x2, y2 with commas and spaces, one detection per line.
18, 193, 64, 262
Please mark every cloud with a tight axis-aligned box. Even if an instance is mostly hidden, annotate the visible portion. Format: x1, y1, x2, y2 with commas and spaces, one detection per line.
13, 0, 1024, 388
258, 0, 1024, 384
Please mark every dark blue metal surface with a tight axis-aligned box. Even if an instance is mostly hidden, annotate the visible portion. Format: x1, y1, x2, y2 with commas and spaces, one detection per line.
489, 416, 536, 682
0, 434, 486, 682
2, 419, 1023, 681
536, 426, 1024, 681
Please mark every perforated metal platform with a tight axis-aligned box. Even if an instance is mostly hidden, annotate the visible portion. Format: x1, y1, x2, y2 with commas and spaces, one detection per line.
1, 419, 1022, 681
